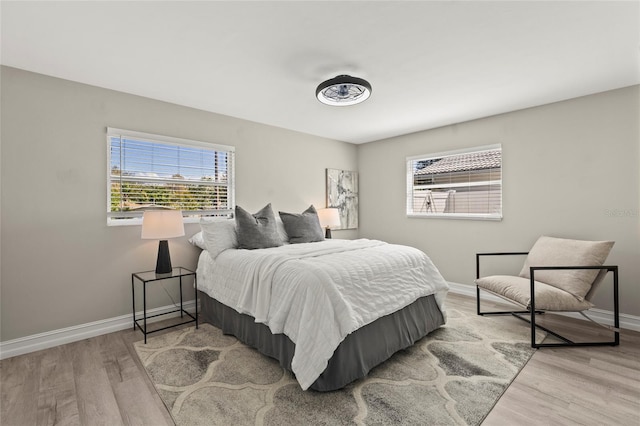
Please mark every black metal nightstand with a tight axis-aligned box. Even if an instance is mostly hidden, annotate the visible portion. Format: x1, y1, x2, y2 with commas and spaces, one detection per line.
131, 267, 198, 343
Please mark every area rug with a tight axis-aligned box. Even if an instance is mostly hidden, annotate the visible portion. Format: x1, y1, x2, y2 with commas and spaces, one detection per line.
134, 308, 544, 426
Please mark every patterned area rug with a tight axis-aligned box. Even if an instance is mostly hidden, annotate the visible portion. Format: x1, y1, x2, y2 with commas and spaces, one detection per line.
134, 308, 544, 426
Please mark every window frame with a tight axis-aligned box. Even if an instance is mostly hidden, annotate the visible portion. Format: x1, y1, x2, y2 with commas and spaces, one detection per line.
106, 127, 235, 226
406, 144, 502, 221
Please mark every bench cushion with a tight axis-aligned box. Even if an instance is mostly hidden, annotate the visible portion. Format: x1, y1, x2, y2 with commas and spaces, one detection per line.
476, 275, 594, 311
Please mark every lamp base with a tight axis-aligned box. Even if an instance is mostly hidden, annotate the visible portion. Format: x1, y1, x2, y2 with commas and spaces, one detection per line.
156, 240, 173, 274
325, 227, 332, 239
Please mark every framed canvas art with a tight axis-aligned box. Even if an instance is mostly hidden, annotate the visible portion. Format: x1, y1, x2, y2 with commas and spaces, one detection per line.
326, 168, 358, 229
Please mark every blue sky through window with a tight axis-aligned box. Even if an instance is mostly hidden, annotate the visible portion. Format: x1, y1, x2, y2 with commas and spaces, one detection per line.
110, 137, 228, 181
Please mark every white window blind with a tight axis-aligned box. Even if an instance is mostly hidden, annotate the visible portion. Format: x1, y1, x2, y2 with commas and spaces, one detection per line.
406, 144, 502, 220
107, 128, 235, 224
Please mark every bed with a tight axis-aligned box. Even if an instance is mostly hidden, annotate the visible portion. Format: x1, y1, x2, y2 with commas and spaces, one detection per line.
194, 228, 449, 391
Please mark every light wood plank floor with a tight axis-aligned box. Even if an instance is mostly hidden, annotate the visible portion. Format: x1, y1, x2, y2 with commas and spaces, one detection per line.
1, 292, 639, 425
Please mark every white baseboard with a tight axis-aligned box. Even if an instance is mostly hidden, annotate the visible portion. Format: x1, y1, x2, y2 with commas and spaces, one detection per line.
3, 283, 638, 360
0, 301, 197, 360
447, 282, 640, 332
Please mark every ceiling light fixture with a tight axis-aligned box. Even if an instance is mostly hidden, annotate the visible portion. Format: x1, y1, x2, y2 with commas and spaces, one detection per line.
316, 75, 372, 106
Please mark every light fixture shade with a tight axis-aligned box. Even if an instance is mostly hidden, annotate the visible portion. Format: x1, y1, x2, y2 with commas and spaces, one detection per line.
316, 75, 372, 106
317, 208, 341, 229
141, 210, 185, 240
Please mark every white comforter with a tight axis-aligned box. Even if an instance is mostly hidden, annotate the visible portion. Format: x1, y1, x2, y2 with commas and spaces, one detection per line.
196, 238, 449, 390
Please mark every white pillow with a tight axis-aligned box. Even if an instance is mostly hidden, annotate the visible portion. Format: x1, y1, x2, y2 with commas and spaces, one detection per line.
275, 217, 289, 243
200, 218, 238, 259
188, 231, 206, 250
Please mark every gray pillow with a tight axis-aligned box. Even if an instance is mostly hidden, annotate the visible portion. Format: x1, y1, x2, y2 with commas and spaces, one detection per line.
235, 204, 283, 249
278, 205, 325, 244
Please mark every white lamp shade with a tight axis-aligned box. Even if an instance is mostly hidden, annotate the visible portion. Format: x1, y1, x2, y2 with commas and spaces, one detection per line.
317, 208, 341, 229
141, 210, 185, 240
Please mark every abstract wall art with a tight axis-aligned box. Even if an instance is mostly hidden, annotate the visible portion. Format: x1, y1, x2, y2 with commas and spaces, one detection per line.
326, 168, 358, 230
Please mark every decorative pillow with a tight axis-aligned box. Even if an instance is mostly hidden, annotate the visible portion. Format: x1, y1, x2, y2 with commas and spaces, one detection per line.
275, 217, 289, 243
278, 205, 325, 244
188, 231, 206, 250
519, 236, 614, 301
199, 219, 238, 259
235, 204, 283, 249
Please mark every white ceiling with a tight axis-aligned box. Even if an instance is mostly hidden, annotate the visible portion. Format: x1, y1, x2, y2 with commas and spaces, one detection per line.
2, 1, 639, 144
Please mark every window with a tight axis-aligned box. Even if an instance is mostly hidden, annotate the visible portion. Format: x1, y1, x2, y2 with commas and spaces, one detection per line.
107, 128, 235, 225
406, 144, 502, 220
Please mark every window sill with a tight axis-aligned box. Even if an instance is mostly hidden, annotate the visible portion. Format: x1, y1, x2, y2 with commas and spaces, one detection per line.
407, 213, 503, 221
107, 216, 202, 227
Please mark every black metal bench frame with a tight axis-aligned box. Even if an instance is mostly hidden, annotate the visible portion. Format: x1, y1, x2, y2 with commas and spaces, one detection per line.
476, 252, 619, 348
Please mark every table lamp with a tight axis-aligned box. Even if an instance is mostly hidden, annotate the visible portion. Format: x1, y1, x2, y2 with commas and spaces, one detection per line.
317, 208, 341, 239
141, 210, 185, 274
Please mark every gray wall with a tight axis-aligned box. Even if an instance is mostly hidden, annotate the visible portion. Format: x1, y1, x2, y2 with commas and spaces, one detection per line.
0, 66, 358, 341
358, 85, 640, 316
2, 66, 638, 343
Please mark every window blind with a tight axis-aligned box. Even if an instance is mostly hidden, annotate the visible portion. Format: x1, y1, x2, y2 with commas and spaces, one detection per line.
107, 128, 235, 223
406, 144, 502, 220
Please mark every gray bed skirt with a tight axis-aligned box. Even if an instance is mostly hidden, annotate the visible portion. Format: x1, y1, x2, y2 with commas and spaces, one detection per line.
200, 292, 445, 391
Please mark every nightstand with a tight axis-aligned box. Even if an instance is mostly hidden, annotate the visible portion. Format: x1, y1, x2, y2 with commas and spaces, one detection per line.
131, 266, 198, 343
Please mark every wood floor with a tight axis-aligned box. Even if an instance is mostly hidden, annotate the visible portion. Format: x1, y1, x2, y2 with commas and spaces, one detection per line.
1, 292, 639, 426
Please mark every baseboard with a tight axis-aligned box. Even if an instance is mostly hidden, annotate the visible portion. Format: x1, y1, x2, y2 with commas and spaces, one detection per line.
447, 282, 640, 332
4, 284, 638, 360
0, 301, 197, 360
